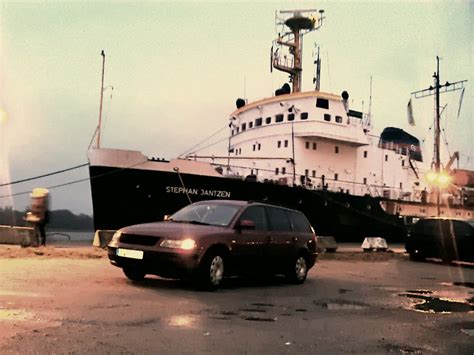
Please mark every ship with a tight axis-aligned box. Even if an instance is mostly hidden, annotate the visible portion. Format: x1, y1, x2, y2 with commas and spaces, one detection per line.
88, 9, 473, 242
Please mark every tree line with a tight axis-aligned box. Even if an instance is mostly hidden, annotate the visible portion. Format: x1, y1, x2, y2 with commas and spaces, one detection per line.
0, 207, 94, 231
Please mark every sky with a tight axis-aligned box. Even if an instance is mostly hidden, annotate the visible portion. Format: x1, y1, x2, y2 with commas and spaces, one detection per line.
0, 0, 472, 215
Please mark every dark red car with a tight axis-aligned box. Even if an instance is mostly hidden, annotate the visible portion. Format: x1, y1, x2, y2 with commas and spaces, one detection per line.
108, 200, 318, 289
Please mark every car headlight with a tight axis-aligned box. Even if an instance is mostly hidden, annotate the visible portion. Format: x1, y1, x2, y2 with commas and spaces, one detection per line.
108, 231, 122, 248
160, 238, 196, 250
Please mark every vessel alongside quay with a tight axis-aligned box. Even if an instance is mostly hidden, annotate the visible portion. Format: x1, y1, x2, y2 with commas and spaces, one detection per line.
88, 9, 473, 242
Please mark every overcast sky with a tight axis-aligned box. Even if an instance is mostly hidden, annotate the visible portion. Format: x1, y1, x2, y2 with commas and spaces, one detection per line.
0, 0, 472, 215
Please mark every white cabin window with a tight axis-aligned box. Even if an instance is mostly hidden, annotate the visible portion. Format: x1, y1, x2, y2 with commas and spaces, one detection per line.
335, 146, 339, 154
402, 160, 405, 167
276, 114, 284, 123
275, 167, 279, 175
363, 177, 367, 184
277, 141, 281, 148
284, 140, 288, 148
256, 117, 262, 127
235, 127, 239, 133
400, 182, 403, 189
334, 173, 338, 181
305, 169, 309, 177
324, 114, 331, 122
242, 123, 246, 131
301, 112, 309, 120
305, 141, 310, 149
313, 142, 317, 150
288, 113, 295, 121
258, 143, 261, 150
363, 151, 368, 158
335, 115, 343, 123
282, 167, 286, 174
385, 155, 388, 162
266, 117, 272, 124
253, 144, 256, 151
312, 170, 316, 178
249, 122, 253, 129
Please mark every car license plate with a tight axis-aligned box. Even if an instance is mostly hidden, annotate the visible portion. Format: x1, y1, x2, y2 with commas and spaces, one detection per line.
116, 248, 144, 260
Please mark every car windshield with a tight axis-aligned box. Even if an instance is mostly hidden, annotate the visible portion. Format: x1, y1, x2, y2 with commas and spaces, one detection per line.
169, 202, 241, 227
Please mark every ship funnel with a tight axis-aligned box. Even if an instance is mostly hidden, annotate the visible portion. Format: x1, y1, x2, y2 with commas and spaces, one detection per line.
341, 91, 349, 113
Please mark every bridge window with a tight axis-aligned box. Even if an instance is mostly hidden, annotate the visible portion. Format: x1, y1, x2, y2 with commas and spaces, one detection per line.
301, 112, 309, 120
363, 151, 368, 158
334, 173, 338, 181
385, 155, 388, 162
305, 169, 309, 177
255, 117, 262, 127
241, 123, 246, 131
265, 117, 272, 124
288, 113, 295, 121
335, 115, 343, 123
312, 170, 316, 178
253, 144, 256, 151
282, 167, 286, 174
335, 146, 339, 154
363, 177, 367, 184
235, 127, 239, 133
284, 140, 288, 148
277, 141, 281, 148
276, 114, 284, 123
324, 114, 331, 122
258, 143, 261, 150
316, 98, 329, 109
313, 142, 317, 150
402, 160, 405, 167
305, 141, 310, 149
275, 167, 279, 175
249, 122, 253, 129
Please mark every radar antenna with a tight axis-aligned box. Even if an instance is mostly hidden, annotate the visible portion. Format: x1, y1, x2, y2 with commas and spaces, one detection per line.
271, 9, 325, 93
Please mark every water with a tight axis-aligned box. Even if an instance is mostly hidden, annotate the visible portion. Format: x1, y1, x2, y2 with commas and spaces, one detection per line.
45, 230, 94, 247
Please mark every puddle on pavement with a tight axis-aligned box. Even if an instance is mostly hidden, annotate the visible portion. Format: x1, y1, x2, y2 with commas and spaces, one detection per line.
242, 316, 277, 322
167, 315, 198, 328
251, 303, 275, 307
405, 290, 433, 295
314, 300, 370, 311
0, 309, 34, 321
399, 293, 474, 313
0, 290, 42, 297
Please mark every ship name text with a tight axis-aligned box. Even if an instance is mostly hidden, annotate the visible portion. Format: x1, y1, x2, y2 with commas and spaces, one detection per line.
165, 186, 231, 198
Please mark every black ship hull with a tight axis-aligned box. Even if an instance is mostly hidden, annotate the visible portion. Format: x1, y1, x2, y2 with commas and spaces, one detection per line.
89, 165, 406, 243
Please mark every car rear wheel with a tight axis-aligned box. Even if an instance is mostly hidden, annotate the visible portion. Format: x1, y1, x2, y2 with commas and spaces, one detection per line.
196, 251, 225, 290
123, 266, 146, 281
287, 254, 308, 284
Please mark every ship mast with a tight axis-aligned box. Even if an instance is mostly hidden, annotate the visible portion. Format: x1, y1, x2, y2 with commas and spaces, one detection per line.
272, 9, 325, 93
411, 57, 467, 215
96, 50, 106, 148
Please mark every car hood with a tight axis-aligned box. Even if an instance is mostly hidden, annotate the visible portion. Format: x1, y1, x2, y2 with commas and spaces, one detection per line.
120, 221, 228, 239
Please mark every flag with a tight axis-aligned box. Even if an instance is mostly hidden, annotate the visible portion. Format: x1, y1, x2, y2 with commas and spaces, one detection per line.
407, 98, 415, 126
457, 87, 465, 118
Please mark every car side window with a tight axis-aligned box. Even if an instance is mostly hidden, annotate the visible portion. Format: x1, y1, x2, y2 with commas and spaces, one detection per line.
453, 221, 471, 236
266, 207, 292, 232
288, 211, 312, 233
238, 206, 268, 231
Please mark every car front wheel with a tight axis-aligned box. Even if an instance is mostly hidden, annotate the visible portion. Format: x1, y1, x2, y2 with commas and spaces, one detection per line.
196, 251, 225, 290
287, 254, 308, 284
123, 266, 146, 281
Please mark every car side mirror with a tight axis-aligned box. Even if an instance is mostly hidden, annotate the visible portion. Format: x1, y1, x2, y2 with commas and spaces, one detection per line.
236, 219, 256, 231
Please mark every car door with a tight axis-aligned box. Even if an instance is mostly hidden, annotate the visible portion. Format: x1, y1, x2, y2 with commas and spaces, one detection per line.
265, 206, 293, 272
231, 205, 269, 274
453, 221, 473, 262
